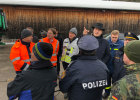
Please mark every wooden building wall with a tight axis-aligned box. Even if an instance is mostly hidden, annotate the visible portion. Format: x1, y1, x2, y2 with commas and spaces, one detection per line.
0, 5, 140, 39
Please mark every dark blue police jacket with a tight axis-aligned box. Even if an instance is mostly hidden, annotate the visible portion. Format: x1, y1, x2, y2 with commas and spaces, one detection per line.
59, 55, 109, 100
108, 38, 124, 73
112, 47, 126, 83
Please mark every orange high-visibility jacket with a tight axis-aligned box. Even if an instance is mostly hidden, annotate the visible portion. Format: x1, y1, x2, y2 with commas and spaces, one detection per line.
10, 40, 35, 71
40, 37, 59, 66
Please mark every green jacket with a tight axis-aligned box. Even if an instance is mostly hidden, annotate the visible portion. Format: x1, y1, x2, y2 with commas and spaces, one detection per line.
109, 63, 140, 100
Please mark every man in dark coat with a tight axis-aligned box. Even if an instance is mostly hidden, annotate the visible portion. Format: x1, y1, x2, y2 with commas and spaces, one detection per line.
83, 23, 110, 65
7, 42, 57, 100
59, 35, 109, 100
83, 23, 111, 98
109, 40, 140, 100
108, 30, 123, 73
112, 32, 139, 84
102, 30, 124, 98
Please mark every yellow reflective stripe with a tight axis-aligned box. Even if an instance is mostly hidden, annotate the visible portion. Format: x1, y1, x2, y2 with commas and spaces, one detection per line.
70, 47, 73, 54
12, 57, 20, 62
125, 36, 136, 40
61, 43, 70, 62
61, 48, 67, 61
110, 48, 111, 50
105, 86, 111, 89
115, 57, 120, 59
35, 43, 50, 60
61, 56, 65, 61
114, 48, 119, 50
65, 56, 71, 63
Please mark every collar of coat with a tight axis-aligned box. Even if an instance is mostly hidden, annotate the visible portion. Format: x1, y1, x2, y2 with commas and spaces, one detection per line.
68, 37, 77, 43
29, 60, 53, 70
20, 39, 31, 46
125, 63, 140, 75
71, 54, 98, 61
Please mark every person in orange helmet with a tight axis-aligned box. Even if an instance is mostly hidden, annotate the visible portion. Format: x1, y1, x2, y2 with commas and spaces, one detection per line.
40, 28, 59, 67
10, 29, 35, 74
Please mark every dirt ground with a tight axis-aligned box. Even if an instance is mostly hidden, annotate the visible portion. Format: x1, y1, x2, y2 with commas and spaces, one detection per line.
0, 44, 65, 100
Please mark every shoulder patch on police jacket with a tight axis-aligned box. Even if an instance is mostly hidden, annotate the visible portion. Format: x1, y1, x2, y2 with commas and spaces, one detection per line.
61, 71, 66, 79
112, 96, 118, 100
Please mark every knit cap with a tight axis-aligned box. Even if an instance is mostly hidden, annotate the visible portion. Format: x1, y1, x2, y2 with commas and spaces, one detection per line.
33, 42, 53, 61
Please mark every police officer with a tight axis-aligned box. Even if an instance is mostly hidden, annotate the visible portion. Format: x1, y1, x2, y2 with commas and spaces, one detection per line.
112, 32, 139, 84
83, 23, 111, 98
59, 35, 109, 100
104, 30, 124, 98
109, 40, 140, 100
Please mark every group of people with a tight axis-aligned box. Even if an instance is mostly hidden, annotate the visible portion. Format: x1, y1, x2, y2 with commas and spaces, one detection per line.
7, 22, 140, 100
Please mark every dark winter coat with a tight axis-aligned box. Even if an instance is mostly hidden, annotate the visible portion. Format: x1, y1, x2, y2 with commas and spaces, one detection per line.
55, 33, 63, 57
112, 47, 126, 83
7, 60, 57, 100
59, 55, 109, 100
108, 38, 124, 73
95, 35, 111, 65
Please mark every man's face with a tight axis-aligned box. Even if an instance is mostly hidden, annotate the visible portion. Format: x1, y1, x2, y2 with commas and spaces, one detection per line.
111, 34, 119, 43
69, 32, 76, 40
124, 39, 131, 46
47, 30, 55, 39
93, 28, 103, 37
22, 35, 33, 43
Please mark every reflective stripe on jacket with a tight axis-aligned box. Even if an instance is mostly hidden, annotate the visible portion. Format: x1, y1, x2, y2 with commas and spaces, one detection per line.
10, 40, 35, 71
61, 38, 79, 64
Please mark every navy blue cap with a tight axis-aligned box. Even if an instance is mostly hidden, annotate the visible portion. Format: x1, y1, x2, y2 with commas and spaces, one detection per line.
78, 35, 99, 51
124, 32, 139, 40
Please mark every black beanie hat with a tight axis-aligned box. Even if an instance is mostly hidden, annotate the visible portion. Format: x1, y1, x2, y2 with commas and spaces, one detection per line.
21, 29, 33, 39
33, 42, 53, 61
